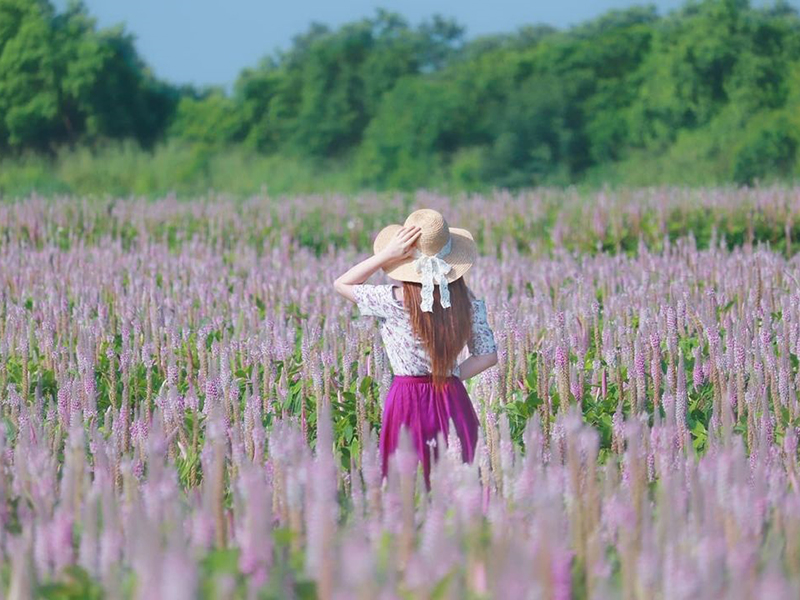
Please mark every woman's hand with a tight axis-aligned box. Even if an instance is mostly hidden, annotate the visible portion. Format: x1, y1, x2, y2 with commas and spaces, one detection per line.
377, 226, 422, 263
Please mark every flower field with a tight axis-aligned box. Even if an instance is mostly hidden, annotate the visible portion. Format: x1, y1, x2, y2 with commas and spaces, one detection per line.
2, 187, 800, 598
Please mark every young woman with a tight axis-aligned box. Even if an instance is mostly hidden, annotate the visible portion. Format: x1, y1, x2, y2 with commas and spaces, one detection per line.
334, 208, 498, 485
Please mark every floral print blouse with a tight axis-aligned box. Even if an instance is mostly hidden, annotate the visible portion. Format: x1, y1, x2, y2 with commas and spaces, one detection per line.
353, 284, 497, 377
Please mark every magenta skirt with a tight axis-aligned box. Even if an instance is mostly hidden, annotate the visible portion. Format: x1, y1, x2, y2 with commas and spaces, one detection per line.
380, 375, 479, 486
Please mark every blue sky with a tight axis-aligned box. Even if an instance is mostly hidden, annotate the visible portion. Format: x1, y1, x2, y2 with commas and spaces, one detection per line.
55, 0, 795, 88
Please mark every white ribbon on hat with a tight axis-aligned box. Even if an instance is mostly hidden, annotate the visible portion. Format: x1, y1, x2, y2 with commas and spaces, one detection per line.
413, 236, 452, 312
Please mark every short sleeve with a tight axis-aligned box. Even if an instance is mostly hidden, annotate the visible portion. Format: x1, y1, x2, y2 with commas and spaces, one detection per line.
352, 284, 399, 319
468, 299, 497, 356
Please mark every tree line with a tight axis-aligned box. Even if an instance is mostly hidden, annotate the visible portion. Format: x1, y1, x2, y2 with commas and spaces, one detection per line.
2, 0, 800, 191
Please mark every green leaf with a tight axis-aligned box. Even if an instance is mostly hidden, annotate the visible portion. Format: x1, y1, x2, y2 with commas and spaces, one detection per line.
781, 405, 791, 426
359, 375, 373, 396
37, 566, 103, 600
273, 527, 294, 548
525, 371, 537, 390
201, 548, 240, 574
430, 571, 455, 599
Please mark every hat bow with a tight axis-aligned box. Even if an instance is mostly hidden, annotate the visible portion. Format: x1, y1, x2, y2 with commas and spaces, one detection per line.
413, 236, 452, 312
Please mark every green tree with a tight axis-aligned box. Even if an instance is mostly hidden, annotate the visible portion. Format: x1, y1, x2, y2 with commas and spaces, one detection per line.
481, 75, 571, 188
627, 0, 751, 148
733, 112, 798, 184
53, 4, 177, 147
231, 11, 464, 159
169, 91, 246, 147
4, 0, 800, 191
0, 0, 176, 152
356, 77, 467, 188
0, 0, 60, 150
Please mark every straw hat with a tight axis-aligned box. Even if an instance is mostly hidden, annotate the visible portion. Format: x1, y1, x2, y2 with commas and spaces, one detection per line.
373, 208, 477, 283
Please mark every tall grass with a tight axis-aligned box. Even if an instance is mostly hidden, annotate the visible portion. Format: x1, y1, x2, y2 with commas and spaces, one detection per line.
4, 137, 797, 199
0, 142, 360, 198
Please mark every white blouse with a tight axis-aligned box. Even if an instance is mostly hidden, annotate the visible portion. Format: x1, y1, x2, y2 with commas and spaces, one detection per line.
353, 284, 497, 377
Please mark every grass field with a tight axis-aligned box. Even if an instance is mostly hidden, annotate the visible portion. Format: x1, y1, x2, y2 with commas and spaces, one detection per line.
1, 187, 800, 598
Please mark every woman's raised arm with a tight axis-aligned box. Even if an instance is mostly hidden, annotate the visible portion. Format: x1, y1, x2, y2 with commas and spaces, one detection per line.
333, 225, 421, 302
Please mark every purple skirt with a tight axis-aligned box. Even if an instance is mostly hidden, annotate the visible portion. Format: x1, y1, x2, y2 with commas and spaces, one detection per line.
380, 375, 479, 486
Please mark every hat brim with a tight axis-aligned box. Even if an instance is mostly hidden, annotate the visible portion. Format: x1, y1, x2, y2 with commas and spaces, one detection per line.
373, 224, 477, 283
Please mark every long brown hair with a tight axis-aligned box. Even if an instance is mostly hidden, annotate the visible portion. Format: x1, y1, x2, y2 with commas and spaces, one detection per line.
403, 277, 472, 389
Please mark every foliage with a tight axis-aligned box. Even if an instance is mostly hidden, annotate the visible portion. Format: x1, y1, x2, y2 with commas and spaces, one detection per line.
3, 0, 800, 192
0, 0, 176, 152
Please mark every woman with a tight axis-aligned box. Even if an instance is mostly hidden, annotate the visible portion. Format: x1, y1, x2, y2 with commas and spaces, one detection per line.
334, 208, 498, 485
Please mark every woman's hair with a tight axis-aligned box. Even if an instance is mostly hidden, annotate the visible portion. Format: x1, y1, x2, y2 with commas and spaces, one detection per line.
403, 277, 472, 389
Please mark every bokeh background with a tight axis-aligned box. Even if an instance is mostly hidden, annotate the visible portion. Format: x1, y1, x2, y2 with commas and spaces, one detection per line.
1, 0, 799, 196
